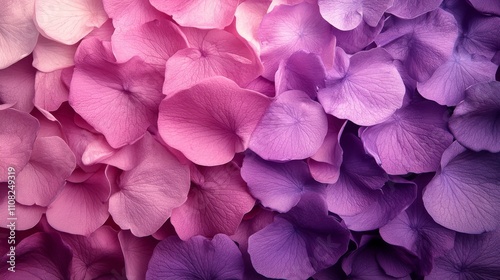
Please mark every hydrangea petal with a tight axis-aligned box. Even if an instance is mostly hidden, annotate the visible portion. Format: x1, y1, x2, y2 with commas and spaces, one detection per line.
103, 0, 164, 28
69, 38, 164, 148
449, 81, 500, 153
34, 70, 69, 112
108, 133, 190, 237
375, 8, 459, 82
0, 183, 45, 230
461, 16, 500, 62
258, 2, 335, 79
34, 0, 108, 45
149, 0, 238, 29
249, 90, 328, 161
360, 99, 454, 175
427, 231, 500, 279
417, 49, 497, 106
318, 47, 405, 126
32, 36, 77, 72
146, 234, 245, 280
158, 77, 271, 166
118, 230, 158, 280
0, 0, 39, 69
241, 152, 324, 213
0, 56, 36, 113
46, 169, 110, 235
234, 0, 271, 53
468, 0, 500, 15
16, 136, 76, 207
111, 19, 188, 71
332, 18, 384, 54
248, 194, 350, 279
0, 108, 39, 181
317, 0, 392, 30
387, 0, 443, 19
423, 142, 500, 233
171, 163, 255, 240
163, 27, 261, 96
275, 51, 326, 98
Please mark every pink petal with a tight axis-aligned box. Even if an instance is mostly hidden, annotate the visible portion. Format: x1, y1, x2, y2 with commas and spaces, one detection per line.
164, 27, 262, 95
318, 0, 392, 30
249, 90, 328, 161
0, 183, 45, 230
149, 0, 238, 29
108, 134, 190, 237
318, 47, 405, 126
0, 108, 39, 181
259, 2, 335, 80
69, 38, 164, 148
34, 0, 108, 45
16, 136, 76, 207
111, 19, 188, 71
32, 36, 77, 72
171, 163, 255, 240
46, 169, 110, 235
158, 77, 271, 166
0, 0, 39, 69
34, 69, 70, 112
103, 0, 164, 29
61, 226, 124, 279
118, 230, 158, 280
234, 0, 271, 53
0, 56, 36, 113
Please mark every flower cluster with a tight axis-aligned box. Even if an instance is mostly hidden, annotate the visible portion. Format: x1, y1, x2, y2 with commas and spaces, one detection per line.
1, 0, 499, 279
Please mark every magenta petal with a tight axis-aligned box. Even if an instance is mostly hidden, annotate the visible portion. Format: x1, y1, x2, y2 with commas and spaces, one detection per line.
35, 0, 108, 45
318, 0, 392, 30
147, 234, 244, 280
46, 169, 110, 235
118, 230, 158, 280
449, 81, 500, 153
61, 226, 124, 279
0, 0, 39, 69
0, 232, 71, 279
108, 134, 190, 237
69, 38, 165, 148
0, 56, 36, 113
375, 8, 459, 82
0, 108, 39, 181
158, 77, 271, 166
360, 99, 454, 175
423, 142, 500, 233
171, 163, 255, 240
249, 90, 328, 161
417, 49, 497, 106
0, 183, 45, 230
32, 36, 77, 72
163, 27, 262, 96
308, 116, 346, 184
149, 0, 238, 29
259, 2, 335, 80
318, 47, 405, 126
111, 19, 188, 71
103, 0, 164, 28
387, 0, 443, 19
16, 136, 76, 206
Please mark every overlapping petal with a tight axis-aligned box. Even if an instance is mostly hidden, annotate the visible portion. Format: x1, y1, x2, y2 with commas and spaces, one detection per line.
32, 36, 77, 72
387, 0, 443, 19
332, 18, 384, 54
34, 69, 70, 112
118, 231, 158, 280
0, 56, 36, 113
318, 0, 392, 30
103, 0, 164, 29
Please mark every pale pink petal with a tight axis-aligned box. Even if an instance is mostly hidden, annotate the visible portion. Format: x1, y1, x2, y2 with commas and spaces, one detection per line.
235, 0, 272, 53
318, 0, 393, 30
0, 0, 39, 69
149, 0, 238, 29
103, 0, 164, 28
0, 56, 36, 113
46, 169, 110, 235
171, 163, 255, 240
35, 0, 108, 45
118, 230, 158, 280
0, 108, 39, 181
34, 69, 70, 112
164, 27, 262, 96
32, 36, 77, 72
158, 77, 271, 166
108, 134, 190, 237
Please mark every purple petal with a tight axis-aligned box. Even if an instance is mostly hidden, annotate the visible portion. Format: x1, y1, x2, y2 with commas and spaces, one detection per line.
318, 47, 405, 126
417, 49, 497, 106
318, 0, 392, 30
146, 234, 244, 280
249, 90, 328, 161
468, 0, 500, 15
449, 81, 500, 152
461, 16, 500, 63
423, 141, 500, 233
241, 152, 325, 213
375, 8, 459, 82
332, 18, 384, 54
387, 0, 443, 19
360, 99, 454, 175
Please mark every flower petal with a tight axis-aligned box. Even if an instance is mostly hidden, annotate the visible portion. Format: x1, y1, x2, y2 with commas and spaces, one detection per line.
318, 0, 392, 30
387, 0, 443, 19
0, 56, 36, 113
32, 36, 77, 72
